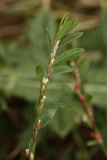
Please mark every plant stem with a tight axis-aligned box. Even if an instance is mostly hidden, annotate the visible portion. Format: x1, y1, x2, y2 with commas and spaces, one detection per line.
70, 60, 107, 157
26, 40, 60, 160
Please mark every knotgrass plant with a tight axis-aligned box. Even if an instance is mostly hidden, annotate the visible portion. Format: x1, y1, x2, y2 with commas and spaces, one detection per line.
25, 13, 84, 160
25, 12, 107, 160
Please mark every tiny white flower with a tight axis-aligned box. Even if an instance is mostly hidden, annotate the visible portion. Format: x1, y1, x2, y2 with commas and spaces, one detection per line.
43, 77, 48, 84
43, 96, 46, 100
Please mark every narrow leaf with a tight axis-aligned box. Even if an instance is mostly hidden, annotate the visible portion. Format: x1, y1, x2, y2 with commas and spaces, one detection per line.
56, 19, 78, 41
86, 140, 98, 147
53, 65, 73, 74
79, 60, 91, 75
85, 94, 93, 103
54, 48, 84, 65
47, 102, 74, 109
60, 32, 83, 46
28, 138, 36, 152
46, 28, 52, 51
59, 12, 68, 29
36, 65, 44, 81
40, 106, 57, 128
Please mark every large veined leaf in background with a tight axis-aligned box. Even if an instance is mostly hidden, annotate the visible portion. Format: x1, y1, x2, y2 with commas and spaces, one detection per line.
100, 10, 107, 58
28, 8, 57, 66
49, 105, 84, 136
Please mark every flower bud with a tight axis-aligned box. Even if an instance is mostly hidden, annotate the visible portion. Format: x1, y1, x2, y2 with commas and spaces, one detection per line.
73, 83, 79, 89
90, 132, 101, 140
80, 95, 85, 103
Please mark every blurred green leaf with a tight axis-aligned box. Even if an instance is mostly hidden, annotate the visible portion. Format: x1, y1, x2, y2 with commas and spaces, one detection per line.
54, 48, 84, 64
60, 32, 83, 46
40, 106, 57, 128
79, 60, 91, 75
36, 65, 44, 81
86, 140, 98, 147
85, 94, 93, 103
53, 65, 73, 74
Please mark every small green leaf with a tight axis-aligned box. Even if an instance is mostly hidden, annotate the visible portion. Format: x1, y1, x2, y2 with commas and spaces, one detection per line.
86, 140, 98, 147
53, 65, 73, 74
59, 12, 68, 29
36, 65, 44, 81
54, 48, 84, 65
85, 94, 93, 103
40, 106, 57, 128
46, 28, 52, 51
47, 102, 74, 109
56, 19, 78, 41
60, 32, 83, 46
79, 60, 91, 75
61, 84, 74, 94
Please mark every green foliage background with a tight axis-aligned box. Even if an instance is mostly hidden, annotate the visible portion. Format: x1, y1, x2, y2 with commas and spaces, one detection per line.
0, 2, 107, 160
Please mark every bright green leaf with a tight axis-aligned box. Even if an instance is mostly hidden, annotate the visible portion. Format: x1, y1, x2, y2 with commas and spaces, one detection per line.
46, 28, 52, 51
54, 48, 84, 65
56, 19, 78, 41
47, 102, 74, 109
53, 65, 73, 74
36, 65, 44, 81
60, 32, 83, 46
40, 106, 57, 128
86, 140, 98, 147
